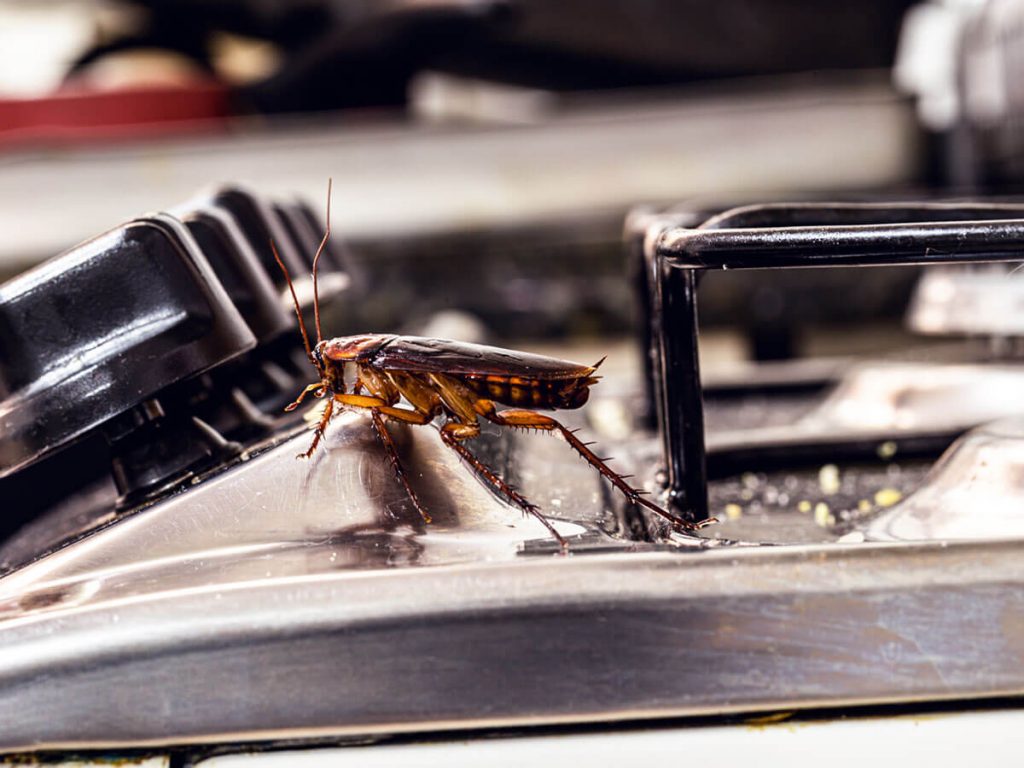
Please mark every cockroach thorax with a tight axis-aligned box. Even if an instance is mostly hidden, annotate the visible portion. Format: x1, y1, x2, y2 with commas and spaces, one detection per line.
320, 334, 397, 363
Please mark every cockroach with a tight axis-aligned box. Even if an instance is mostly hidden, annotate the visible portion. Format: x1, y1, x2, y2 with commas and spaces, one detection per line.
272, 181, 708, 552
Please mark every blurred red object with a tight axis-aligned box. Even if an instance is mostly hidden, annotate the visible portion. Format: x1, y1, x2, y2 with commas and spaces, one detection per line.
0, 82, 232, 149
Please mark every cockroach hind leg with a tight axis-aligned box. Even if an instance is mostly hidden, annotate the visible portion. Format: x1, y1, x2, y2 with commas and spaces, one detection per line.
648, 502, 717, 535
485, 407, 712, 540
439, 426, 569, 554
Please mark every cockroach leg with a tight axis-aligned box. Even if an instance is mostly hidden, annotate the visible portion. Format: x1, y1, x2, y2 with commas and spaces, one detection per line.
440, 423, 569, 553
334, 394, 434, 427
333, 393, 435, 522
334, 393, 391, 409
369, 410, 432, 524
483, 406, 708, 534
300, 398, 334, 459
285, 382, 326, 412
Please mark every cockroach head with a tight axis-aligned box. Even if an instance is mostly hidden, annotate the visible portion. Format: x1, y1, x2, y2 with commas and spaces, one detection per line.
320, 334, 396, 364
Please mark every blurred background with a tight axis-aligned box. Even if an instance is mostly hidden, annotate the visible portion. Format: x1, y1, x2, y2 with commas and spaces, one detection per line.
6, 0, 1024, 378
10, 4, 1024, 749
0, 0, 1019, 359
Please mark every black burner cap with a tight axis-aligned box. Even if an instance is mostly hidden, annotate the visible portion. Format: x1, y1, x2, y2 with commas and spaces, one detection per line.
0, 215, 255, 477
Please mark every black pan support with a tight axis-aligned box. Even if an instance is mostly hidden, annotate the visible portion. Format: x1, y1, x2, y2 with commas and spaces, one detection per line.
646, 202, 1024, 522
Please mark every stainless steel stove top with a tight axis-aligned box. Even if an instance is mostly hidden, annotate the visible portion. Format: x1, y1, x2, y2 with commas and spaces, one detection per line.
6, 187, 1024, 754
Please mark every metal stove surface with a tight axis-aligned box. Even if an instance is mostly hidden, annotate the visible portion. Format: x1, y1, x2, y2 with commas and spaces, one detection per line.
4, 374, 1024, 752
8, 194, 1024, 754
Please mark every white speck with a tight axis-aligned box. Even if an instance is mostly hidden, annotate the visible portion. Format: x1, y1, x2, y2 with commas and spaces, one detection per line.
818, 464, 840, 495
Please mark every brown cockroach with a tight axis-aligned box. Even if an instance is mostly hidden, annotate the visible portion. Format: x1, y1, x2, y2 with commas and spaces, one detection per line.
272, 182, 707, 552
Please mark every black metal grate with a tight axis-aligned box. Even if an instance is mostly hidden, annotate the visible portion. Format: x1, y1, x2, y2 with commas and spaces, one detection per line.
641, 201, 1024, 521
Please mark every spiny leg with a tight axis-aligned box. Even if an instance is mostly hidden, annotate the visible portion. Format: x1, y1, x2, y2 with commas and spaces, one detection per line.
333, 392, 436, 524
369, 410, 432, 524
440, 423, 568, 553
484, 407, 709, 534
300, 398, 334, 458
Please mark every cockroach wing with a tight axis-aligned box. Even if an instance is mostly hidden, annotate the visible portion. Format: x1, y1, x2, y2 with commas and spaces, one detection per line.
370, 336, 597, 380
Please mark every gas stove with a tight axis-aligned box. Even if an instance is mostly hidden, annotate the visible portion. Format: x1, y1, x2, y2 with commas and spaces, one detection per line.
4, 185, 1024, 753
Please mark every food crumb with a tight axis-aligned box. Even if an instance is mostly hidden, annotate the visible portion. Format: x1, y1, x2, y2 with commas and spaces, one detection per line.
813, 501, 834, 527
874, 488, 903, 508
818, 464, 841, 495
877, 441, 898, 460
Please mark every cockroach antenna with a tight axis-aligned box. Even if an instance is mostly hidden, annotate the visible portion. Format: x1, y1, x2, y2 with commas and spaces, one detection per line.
310, 178, 332, 345
271, 238, 315, 366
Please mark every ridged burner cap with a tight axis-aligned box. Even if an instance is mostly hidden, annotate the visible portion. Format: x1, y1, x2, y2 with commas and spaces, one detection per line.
0, 216, 255, 477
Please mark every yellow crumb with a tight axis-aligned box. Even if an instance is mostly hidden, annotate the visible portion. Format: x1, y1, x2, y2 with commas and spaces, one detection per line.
877, 441, 898, 460
746, 711, 795, 726
725, 503, 743, 520
874, 488, 903, 508
797, 500, 812, 513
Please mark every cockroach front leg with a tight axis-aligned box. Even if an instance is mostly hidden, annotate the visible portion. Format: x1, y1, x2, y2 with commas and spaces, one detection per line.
483, 406, 710, 535
440, 422, 569, 553
300, 398, 334, 458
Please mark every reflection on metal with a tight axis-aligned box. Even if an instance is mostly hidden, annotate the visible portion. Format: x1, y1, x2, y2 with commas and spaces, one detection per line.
5, 413, 1024, 750
802, 362, 1024, 432
907, 267, 1024, 336
710, 362, 1024, 454
867, 417, 1024, 541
